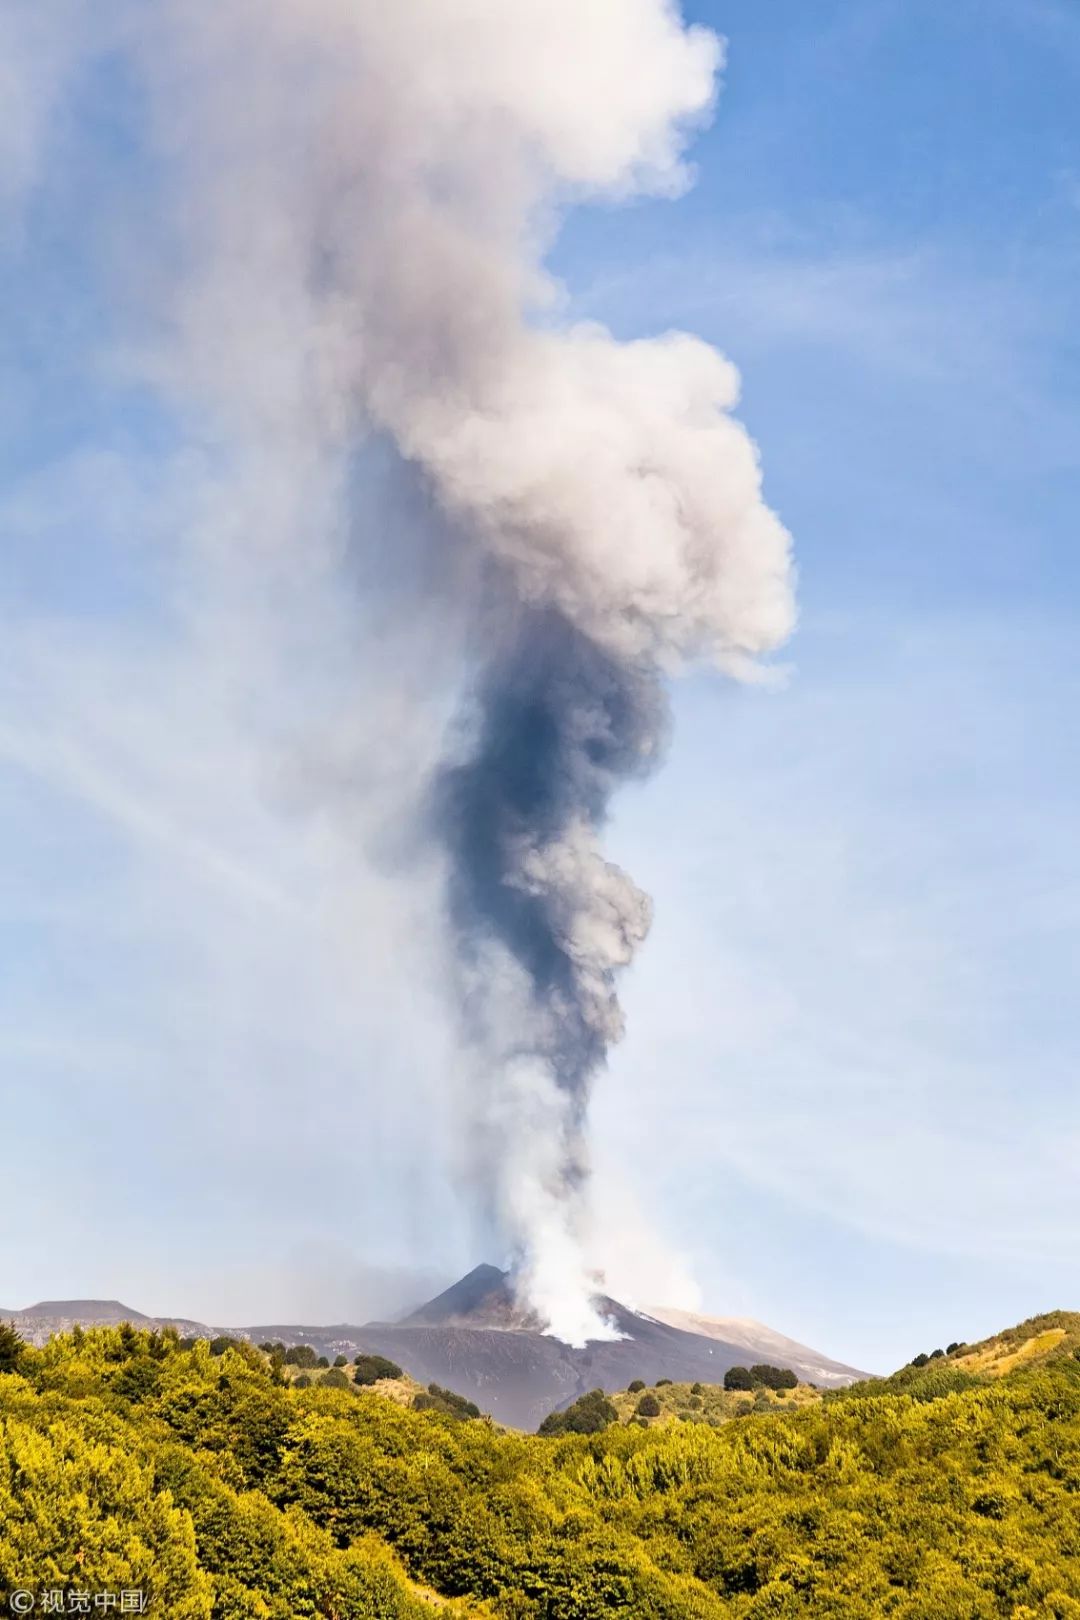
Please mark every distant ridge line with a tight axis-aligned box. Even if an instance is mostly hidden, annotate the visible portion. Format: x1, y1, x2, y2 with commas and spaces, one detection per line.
2, 1269, 869, 1428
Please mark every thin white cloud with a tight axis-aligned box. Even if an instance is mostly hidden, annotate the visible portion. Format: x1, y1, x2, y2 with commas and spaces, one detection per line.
0, 3, 91, 215
594, 610, 1080, 1282
0, 510, 480, 1315
575, 237, 1080, 470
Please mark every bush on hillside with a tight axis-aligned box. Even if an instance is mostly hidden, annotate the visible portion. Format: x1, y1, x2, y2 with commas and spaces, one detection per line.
0, 1321, 24, 1375
628, 1379, 645, 1393
724, 1366, 754, 1391
412, 1383, 480, 1421
636, 1392, 661, 1418
751, 1363, 798, 1391
284, 1345, 319, 1368
538, 1388, 617, 1435
831, 1363, 985, 1404
353, 1354, 403, 1385
209, 1336, 242, 1357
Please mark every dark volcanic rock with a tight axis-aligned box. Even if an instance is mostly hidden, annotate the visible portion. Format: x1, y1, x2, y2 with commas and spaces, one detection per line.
351, 1317, 743, 1429
247, 1267, 867, 1429
7, 1268, 867, 1429
402, 1264, 528, 1327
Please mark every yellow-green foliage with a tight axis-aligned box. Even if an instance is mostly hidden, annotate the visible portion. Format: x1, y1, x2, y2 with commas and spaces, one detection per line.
3, 1320, 1080, 1617
608, 1378, 818, 1428
950, 1312, 1080, 1379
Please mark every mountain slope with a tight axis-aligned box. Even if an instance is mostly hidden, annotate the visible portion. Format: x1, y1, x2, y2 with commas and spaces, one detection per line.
6, 1300, 213, 1343
828, 1310, 1080, 1404
16, 1299, 151, 1323
645, 1304, 864, 1388
252, 1266, 866, 1427
401, 1263, 537, 1328
2, 1267, 867, 1429
951, 1310, 1080, 1376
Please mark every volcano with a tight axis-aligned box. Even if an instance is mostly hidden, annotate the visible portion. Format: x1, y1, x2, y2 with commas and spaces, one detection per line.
6, 1268, 867, 1429
248, 1265, 867, 1427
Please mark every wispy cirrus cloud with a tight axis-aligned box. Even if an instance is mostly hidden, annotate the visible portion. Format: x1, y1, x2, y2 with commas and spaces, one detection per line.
595, 609, 1080, 1309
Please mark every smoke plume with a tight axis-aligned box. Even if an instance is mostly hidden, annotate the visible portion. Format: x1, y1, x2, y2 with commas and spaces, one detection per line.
32, 0, 796, 1340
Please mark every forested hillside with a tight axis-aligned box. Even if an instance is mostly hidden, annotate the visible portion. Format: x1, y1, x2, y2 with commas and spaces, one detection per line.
2, 1317, 1080, 1617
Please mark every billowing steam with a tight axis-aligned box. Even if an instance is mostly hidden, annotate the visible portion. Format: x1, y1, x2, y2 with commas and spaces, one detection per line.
34, 0, 796, 1341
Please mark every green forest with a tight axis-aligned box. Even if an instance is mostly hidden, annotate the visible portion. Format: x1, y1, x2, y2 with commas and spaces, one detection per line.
2, 1314, 1080, 1618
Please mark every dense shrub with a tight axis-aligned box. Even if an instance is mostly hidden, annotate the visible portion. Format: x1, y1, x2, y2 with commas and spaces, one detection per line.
0, 1322, 25, 1375
353, 1354, 404, 1385
4, 1314, 1080, 1619
750, 1363, 798, 1391
538, 1389, 617, 1435
110, 1356, 164, 1403
354, 1347, 404, 1386
284, 1344, 319, 1368
627, 1379, 645, 1393
208, 1335, 243, 1357
723, 1366, 754, 1391
412, 1383, 481, 1421
636, 1392, 661, 1418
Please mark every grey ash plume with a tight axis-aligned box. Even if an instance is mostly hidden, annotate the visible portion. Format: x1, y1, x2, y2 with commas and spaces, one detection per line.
440, 609, 664, 1099
74, 0, 798, 1341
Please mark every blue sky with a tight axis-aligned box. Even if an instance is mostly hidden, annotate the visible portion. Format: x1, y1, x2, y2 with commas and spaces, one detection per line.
583, 0, 1080, 1364
1, 1, 1078, 1369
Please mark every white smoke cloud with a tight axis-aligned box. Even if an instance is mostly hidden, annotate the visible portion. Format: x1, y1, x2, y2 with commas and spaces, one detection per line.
125, 0, 791, 663
384, 327, 794, 669
6, 0, 795, 1342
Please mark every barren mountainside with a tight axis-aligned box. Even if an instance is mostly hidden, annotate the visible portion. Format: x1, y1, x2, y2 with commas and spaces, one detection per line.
3, 1265, 866, 1429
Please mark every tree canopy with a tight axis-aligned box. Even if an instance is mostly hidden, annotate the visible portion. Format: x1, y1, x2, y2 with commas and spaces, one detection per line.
3, 1318, 1080, 1616
537, 1388, 618, 1436
0, 1321, 24, 1375
352, 1353, 404, 1385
